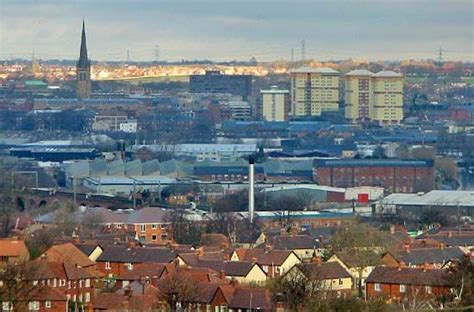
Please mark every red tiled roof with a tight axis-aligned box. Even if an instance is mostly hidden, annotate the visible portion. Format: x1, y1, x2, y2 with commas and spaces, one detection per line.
366, 267, 455, 287
295, 262, 351, 280
0, 239, 28, 257
41, 243, 95, 267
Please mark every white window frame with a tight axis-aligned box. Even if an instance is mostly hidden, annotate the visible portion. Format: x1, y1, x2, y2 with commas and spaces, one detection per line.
375, 283, 381, 292
140, 224, 146, 232
85, 292, 90, 303
2, 302, 13, 311
151, 224, 157, 229
85, 278, 90, 288
28, 301, 40, 311
425, 286, 432, 294
45, 301, 51, 308
105, 262, 111, 270
400, 284, 406, 293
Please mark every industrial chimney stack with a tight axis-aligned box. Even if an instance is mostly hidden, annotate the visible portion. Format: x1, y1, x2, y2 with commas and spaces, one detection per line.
248, 156, 255, 223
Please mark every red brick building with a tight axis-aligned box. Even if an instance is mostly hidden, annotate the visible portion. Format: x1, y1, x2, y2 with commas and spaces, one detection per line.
365, 267, 454, 302
314, 159, 435, 193
0, 285, 68, 312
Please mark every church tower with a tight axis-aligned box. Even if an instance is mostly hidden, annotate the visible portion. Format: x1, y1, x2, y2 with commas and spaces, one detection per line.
76, 21, 91, 99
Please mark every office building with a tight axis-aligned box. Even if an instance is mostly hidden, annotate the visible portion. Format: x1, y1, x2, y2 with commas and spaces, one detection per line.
190, 70, 252, 99
261, 86, 290, 121
290, 67, 340, 117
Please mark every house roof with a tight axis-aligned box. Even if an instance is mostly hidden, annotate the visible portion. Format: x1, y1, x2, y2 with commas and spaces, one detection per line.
228, 287, 273, 310
97, 246, 177, 263
33, 261, 98, 280
74, 243, 101, 256
41, 243, 95, 267
390, 247, 465, 265
190, 260, 258, 277
0, 239, 28, 257
296, 262, 351, 280
366, 267, 454, 286
333, 251, 383, 268
127, 207, 171, 224
257, 250, 298, 266
116, 263, 167, 281
273, 235, 321, 250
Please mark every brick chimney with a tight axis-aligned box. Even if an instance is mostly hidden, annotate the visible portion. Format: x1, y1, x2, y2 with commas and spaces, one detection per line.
265, 244, 273, 252
196, 247, 204, 259
448, 231, 453, 238
251, 257, 258, 264
438, 243, 444, 250
403, 243, 410, 253
219, 270, 226, 280
422, 262, 429, 272
312, 256, 322, 266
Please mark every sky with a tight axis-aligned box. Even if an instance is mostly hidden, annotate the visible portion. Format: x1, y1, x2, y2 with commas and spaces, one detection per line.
1, 0, 473, 62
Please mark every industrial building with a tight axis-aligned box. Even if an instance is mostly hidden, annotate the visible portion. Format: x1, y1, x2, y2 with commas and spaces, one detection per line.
189, 70, 253, 99
314, 159, 435, 193
378, 190, 474, 216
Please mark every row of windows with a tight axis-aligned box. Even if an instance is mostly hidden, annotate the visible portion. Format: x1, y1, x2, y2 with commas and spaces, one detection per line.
374, 283, 432, 294
32, 278, 90, 288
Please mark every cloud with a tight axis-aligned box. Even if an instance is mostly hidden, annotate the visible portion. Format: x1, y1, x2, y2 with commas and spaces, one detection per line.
0, 0, 472, 61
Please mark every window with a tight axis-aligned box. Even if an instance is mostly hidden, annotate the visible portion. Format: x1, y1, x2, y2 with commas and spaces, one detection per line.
28, 301, 40, 311
85, 279, 90, 288
59, 279, 66, 287
126, 263, 133, 270
105, 262, 111, 270
339, 278, 343, 285
400, 284, 406, 293
375, 283, 381, 292
32, 280, 38, 285
85, 292, 90, 303
425, 286, 432, 294
45, 301, 51, 309
79, 280, 82, 288
152, 224, 157, 229
152, 235, 157, 241
140, 224, 146, 232
2, 302, 12, 311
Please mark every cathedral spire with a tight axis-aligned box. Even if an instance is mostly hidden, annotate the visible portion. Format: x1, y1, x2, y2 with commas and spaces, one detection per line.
78, 20, 89, 68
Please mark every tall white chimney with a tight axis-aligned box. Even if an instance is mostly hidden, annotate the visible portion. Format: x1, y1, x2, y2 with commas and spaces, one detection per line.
248, 156, 255, 223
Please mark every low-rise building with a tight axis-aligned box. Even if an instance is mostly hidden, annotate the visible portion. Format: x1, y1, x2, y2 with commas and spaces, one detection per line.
365, 267, 454, 302
283, 261, 353, 298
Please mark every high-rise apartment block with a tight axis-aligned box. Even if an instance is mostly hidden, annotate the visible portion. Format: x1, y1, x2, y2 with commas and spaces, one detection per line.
345, 70, 404, 124
290, 67, 340, 117
260, 86, 290, 121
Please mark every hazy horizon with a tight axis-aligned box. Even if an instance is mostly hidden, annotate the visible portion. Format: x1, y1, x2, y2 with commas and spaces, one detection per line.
1, 0, 473, 62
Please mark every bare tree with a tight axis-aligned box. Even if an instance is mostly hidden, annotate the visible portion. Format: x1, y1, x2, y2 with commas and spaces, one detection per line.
0, 260, 37, 311
157, 271, 200, 311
